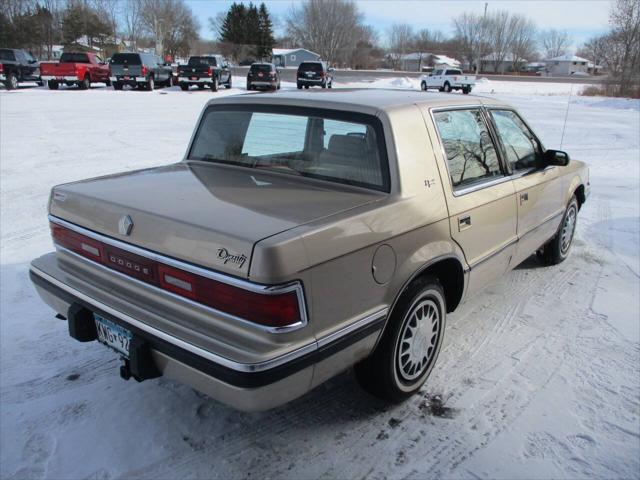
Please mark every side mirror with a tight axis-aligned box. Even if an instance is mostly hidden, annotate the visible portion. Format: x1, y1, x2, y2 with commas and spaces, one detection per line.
543, 149, 570, 167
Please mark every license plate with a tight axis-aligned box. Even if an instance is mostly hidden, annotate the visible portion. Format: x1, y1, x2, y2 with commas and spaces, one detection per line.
191, 76, 197, 80
56, 76, 62, 80
123, 76, 130, 80
94, 314, 132, 357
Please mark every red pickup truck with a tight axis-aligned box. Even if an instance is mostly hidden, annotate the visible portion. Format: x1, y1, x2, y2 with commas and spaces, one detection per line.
41, 52, 110, 90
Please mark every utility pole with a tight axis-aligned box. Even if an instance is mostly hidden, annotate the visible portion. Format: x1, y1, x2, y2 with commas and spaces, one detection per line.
475, 2, 488, 74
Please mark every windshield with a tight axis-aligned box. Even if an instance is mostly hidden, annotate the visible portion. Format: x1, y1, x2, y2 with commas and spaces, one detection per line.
250, 64, 272, 73
298, 62, 323, 72
60, 53, 89, 63
188, 56, 217, 66
110, 53, 141, 65
188, 106, 389, 192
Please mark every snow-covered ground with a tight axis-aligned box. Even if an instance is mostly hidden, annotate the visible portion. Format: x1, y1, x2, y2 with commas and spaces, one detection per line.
1, 78, 639, 479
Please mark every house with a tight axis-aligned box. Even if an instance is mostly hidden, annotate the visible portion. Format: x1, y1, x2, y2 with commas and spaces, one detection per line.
389, 52, 461, 72
524, 61, 546, 74
545, 54, 590, 76
271, 48, 321, 68
481, 53, 527, 73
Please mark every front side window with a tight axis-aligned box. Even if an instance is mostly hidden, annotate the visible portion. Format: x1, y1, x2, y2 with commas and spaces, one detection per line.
434, 109, 502, 190
490, 110, 540, 172
189, 107, 389, 191
0, 49, 16, 61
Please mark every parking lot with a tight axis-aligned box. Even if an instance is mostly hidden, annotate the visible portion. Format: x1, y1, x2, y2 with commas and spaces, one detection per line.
1, 78, 639, 479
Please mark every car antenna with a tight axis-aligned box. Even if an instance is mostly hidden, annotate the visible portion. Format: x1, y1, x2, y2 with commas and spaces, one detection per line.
559, 83, 573, 149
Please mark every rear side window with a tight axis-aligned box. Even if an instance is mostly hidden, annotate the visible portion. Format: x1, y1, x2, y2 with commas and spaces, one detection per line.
189, 57, 217, 66
434, 109, 502, 190
189, 106, 390, 192
0, 49, 16, 61
110, 53, 141, 65
60, 53, 89, 63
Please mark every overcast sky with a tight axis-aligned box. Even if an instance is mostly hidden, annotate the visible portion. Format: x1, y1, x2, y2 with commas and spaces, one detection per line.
185, 0, 612, 49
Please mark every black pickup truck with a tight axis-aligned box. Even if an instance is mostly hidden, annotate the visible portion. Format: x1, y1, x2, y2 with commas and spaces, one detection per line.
177, 55, 232, 91
1, 48, 42, 89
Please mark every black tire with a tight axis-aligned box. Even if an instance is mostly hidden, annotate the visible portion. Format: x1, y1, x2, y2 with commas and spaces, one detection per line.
277, 81, 281, 90
79, 75, 90, 90
113, 81, 123, 90
538, 196, 579, 265
47, 80, 59, 90
297, 83, 302, 89
211, 76, 218, 92
355, 275, 446, 402
421, 81, 427, 91
180, 83, 189, 91
443, 82, 452, 93
327, 80, 332, 89
304, 85, 309, 89
37, 80, 44, 87
462, 86, 471, 94
198, 84, 205, 90
166, 75, 174, 87
225, 75, 232, 89
105, 77, 111, 87
5, 73, 18, 90
321, 80, 327, 89
144, 76, 154, 91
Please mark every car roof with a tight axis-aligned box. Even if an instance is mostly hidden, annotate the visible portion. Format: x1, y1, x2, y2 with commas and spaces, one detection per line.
210, 88, 508, 114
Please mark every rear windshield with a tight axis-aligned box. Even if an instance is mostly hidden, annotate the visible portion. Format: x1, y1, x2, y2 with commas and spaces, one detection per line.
110, 53, 141, 65
188, 56, 217, 67
446, 69, 462, 75
298, 62, 323, 72
60, 53, 89, 63
0, 49, 16, 61
188, 106, 390, 192
250, 64, 272, 73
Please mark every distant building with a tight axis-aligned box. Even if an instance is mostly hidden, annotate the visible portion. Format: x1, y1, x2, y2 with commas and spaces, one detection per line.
545, 54, 591, 76
390, 52, 461, 72
272, 48, 321, 68
481, 53, 527, 73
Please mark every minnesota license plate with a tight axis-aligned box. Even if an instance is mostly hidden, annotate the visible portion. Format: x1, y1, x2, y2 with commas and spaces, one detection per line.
94, 314, 132, 357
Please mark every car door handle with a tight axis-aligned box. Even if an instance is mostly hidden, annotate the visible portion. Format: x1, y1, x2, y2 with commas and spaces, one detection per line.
520, 192, 529, 204
458, 215, 472, 231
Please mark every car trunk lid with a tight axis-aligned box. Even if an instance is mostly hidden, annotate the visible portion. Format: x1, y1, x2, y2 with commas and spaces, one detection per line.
50, 162, 383, 278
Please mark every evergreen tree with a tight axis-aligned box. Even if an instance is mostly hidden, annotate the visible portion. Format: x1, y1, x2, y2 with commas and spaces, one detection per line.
256, 3, 275, 59
220, 2, 247, 45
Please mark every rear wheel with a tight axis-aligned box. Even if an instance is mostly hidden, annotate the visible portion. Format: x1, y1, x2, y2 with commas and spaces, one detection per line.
538, 196, 579, 265
180, 83, 189, 91
105, 77, 111, 87
146, 76, 155, 91
211, 76, 218, 92
79, 75, 90, 90
225, 75, 232, 89
421, 81, 427, 91
304, 85, 309, 89
113, 81, 123, 90
5, 73, 18, 90
297, 83, 302, 89
355, 276, 446, 402
443, 82, 452, 93
462, 86, 471, 94
47, 80, 59, 90
198, 84, 205, 90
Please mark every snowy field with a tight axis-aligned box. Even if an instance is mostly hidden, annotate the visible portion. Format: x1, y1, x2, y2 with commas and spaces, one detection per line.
1, 77, 639, 479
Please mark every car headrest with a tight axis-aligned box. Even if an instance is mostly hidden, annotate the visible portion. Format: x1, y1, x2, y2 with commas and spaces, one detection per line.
326, 135, 367, 158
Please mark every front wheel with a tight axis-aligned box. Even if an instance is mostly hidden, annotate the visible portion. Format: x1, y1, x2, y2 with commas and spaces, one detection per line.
79, 75, 90, 90
225, 76, 232, 89
355, 275, 446, 402
421, 81, 427, 91
443, 82, 452, 93
538, 196, 579, 265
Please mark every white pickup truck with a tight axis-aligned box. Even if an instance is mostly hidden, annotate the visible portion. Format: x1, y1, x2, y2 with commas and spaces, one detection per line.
420, 68, 475, 94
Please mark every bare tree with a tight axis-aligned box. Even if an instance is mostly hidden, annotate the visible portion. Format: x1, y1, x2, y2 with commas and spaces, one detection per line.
453, 12, 488, 72
578, 35, 608, 71
122, 0, 143, 51
285, 0, 363, 64
540, 28, 571, 59
388, 23, 414, 69
509, 14, 537, 71
483, 10, 518, 72
609, 0, 640, 95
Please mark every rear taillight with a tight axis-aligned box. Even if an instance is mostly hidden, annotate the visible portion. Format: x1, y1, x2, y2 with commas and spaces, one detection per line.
0, 64, 4, 73
141, 65, 148, 76
319, 71, 325, 78
207, 66, 213, 77
50, 221, 304, 328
